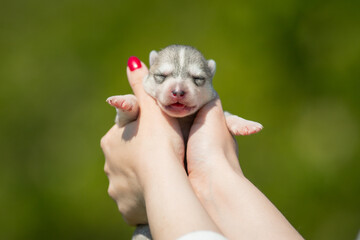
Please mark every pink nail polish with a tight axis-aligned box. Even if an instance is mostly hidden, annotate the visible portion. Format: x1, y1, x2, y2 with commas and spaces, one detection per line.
128, 56, 142, 71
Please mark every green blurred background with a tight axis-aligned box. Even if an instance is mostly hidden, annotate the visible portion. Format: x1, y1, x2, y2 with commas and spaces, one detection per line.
1, 0, 359, 239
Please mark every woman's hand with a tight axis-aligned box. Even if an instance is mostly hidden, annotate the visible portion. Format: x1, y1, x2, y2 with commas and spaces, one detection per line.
186, 97, 303, 240
101, 58, 220, 240
187, 97, 242, 197
101, 58, 184, 225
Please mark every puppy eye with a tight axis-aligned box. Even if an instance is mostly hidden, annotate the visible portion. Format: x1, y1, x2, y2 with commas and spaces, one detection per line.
193, 76, 206, 86
154, 74, 167, 83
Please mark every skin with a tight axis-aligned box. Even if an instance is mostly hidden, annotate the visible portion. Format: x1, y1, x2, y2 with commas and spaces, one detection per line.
101, 63, 221, 240
187, 99, 304, 240
101, 60, 304, 240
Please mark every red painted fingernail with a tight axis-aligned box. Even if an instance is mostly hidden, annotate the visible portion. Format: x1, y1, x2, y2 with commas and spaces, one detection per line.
128, 56, 142, 71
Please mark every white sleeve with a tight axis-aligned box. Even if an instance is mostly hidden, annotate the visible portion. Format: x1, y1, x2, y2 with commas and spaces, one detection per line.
176, 231, 228, 240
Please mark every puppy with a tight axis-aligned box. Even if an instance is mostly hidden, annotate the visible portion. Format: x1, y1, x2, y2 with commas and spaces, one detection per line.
107, 45, 262, 138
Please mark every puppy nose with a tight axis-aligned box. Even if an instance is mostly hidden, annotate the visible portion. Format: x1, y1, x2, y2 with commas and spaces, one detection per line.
171, 90, 186, 98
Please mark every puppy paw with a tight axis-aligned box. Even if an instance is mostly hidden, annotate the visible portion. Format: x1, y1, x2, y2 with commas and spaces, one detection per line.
106, 95, 137, 112
226, 115, 263, 136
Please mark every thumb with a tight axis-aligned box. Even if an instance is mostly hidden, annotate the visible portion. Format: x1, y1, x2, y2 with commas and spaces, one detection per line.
126, 56, 151, 103
193, 96, 227, 129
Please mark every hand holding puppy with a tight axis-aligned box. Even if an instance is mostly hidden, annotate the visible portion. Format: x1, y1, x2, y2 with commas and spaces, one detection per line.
101, 58, 184, 226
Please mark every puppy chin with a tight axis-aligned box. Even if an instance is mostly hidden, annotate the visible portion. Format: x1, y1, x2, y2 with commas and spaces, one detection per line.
164, 109, 195, 118
158, 102, 197, 118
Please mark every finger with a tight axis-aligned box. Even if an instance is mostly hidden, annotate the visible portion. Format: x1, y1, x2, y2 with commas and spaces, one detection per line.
194, 96, 227, 127
100, 124, 125, 153
107, 182, 117, 200
104, 162, 111, 177
200, 97, 239, 153
126, 56, 152, 103
127, 57, 170, 118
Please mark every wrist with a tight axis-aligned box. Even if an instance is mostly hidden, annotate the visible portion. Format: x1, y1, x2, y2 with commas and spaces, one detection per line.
139, 152, 221, 239
194, 165, 248, 234
189, 153, 244, 208
137, 150, 184, 191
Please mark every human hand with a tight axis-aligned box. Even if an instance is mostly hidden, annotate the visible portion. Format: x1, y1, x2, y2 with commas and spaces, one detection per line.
101, 57, 184, 225
186, 97, 242, 198
187, 98, 303, 240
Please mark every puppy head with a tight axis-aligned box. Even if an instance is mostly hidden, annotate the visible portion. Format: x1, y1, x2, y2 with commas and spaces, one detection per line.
143, 45, 216, 118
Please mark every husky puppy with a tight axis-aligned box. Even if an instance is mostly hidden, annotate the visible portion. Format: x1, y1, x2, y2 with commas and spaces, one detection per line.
107, 45, 263, 240
107, 45, 262, 138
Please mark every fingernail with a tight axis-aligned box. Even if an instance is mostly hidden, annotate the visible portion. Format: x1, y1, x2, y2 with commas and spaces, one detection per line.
128, 56, 142, 71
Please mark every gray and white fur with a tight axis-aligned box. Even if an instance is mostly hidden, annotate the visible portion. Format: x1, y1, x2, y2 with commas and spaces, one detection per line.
107, 45, 263, 240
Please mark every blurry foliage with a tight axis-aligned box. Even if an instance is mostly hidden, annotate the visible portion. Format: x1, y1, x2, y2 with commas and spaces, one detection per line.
0, 0, 359, 239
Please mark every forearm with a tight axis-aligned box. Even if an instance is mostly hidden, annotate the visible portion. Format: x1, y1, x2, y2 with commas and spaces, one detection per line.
197, 157, 303, 240
140, 151, 221, 240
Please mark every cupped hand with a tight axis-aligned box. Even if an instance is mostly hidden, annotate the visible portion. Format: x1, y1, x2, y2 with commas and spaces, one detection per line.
186, 98, 304, 240
101, 58, 184, 225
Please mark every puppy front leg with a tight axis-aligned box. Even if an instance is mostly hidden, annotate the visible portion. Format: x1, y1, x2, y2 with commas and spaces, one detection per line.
107, 94, 139, 127
224, 111, 263, 136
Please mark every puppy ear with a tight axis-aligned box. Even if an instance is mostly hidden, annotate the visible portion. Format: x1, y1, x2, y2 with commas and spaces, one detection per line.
207, 59, 216, 77
149, 50, 158, 66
